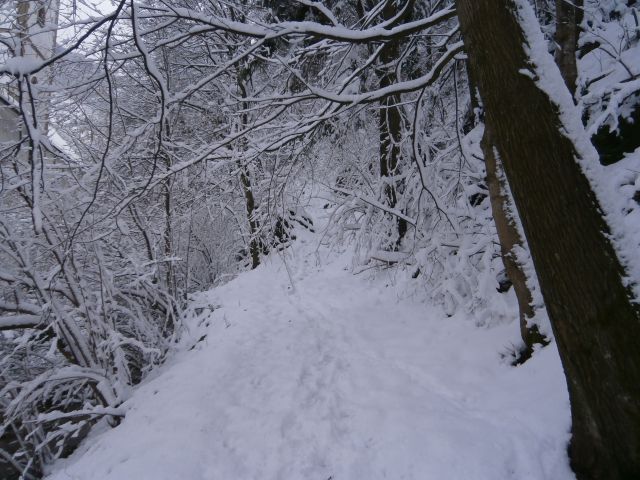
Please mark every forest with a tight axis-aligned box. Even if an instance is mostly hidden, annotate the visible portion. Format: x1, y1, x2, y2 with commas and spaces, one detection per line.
0, 1, 639, 479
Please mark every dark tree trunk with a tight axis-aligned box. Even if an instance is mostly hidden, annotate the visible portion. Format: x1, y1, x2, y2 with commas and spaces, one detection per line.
554, 0, 582, 95
163, 174, 175, 294
481, 124, 547, 362
238, 72, 261, 269
456, 1, 640, 478
162, 128, 175, 296
378, 1, 410, 245
239, 168, 261, 270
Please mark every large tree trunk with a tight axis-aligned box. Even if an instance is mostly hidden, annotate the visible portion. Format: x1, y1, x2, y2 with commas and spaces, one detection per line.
481, 124, 547, 362
456, 1, 640, 478
554, 0, 583, 95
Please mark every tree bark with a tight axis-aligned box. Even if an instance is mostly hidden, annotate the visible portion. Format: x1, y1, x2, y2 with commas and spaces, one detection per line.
378, 1, 410, 245
554, 0, 582, 95
237, 71, 261, 269
456, 1, 640, 478
481, 124, 547, 362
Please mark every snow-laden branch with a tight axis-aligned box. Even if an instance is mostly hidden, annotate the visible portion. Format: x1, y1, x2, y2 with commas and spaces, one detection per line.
0, 314, 42, 331
330, 185, 417, 227
298, 42, 464, 105
144, 5, 456, 43
36, 407, 126, 423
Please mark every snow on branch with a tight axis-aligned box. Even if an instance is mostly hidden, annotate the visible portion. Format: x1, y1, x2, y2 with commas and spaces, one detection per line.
145, 5, 456, 43
0, 314, 42, 331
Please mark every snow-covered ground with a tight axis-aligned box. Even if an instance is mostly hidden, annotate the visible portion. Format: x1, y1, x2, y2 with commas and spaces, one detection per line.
47, 224, 574, 480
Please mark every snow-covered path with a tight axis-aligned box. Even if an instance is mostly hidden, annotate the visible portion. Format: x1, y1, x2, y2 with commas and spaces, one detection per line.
49, 241, 574, 480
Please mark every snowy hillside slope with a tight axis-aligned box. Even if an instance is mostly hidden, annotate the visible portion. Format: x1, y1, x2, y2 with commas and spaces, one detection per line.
47, 221, 574, 480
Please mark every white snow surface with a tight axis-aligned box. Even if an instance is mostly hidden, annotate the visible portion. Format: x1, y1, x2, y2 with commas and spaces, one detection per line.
47, 225, 574, 480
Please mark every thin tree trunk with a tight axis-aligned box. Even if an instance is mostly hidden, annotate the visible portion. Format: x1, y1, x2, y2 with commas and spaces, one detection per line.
456, 1, 640, 478
481, 124, 547, 362
163, 175, 174, 294
239, 165, 261, 269
161, 50, 176, 299
554, 0, 583, 95
237, 72, 261, 269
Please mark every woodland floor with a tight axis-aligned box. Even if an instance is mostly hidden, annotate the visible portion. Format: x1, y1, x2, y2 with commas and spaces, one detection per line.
48, 223, 575, 480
